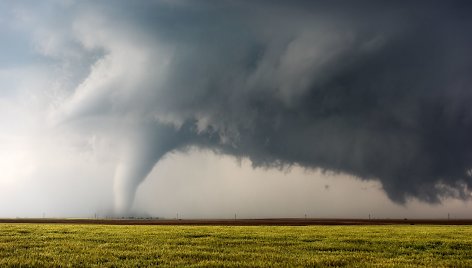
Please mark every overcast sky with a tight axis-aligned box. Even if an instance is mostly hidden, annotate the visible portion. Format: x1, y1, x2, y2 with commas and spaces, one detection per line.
1, 0, 472, 219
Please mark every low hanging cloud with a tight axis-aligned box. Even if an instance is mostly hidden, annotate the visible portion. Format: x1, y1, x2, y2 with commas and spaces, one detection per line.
11, 1, 472, 212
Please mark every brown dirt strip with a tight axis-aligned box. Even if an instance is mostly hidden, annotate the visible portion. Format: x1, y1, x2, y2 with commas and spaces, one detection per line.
1, 218, 471, 226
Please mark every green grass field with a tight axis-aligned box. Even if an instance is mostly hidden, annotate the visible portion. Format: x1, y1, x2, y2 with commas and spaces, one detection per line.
1, 224, 471, 267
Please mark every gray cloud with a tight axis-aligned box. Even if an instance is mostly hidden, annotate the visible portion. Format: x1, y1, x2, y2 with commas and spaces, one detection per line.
20, 0, 472, 212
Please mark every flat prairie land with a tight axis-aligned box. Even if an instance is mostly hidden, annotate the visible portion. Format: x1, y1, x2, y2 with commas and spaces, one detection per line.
1, 223, 471, 267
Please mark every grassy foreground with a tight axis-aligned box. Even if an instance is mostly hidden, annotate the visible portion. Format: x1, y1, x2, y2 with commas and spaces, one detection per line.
0, 224, 471, 267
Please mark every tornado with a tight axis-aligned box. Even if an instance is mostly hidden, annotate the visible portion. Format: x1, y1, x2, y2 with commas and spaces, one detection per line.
113, 123, 182, 214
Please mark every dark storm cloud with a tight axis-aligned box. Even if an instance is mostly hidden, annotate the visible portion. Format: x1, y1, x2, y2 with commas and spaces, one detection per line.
59, 0, 472, 207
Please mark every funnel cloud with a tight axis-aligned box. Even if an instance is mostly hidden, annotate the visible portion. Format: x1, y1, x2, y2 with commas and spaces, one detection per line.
2, 1, 472, 215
